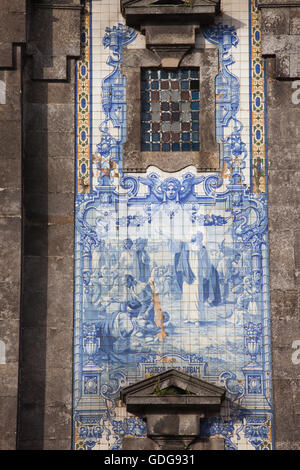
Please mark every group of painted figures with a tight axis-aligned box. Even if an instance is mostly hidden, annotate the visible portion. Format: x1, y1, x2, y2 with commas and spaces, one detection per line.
82, 230, 260, 360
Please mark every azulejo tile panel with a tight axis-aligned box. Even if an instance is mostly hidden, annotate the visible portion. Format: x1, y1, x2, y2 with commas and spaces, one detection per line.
74, 0, 273, 450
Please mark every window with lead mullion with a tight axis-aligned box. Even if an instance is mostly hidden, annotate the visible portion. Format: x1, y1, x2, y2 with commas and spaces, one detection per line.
141, 68, 200, 152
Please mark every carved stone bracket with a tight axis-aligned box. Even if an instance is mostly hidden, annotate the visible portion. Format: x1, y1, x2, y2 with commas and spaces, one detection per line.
145, 24, 197, 68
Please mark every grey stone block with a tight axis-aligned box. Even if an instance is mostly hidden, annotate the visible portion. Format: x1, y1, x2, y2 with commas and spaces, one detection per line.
0, 320, 19, 363
122, 437, 159, 450
23, 193, 74, 221
0, 218, 21, 284
189, 437, 225, 450
0, 159, 21, 190
269, 230, 295, 289
0, 0, 26, 12
0, 434, 18, 450
0, 364, 19, 396
24, 103, 75, 132
45, 367, 73, 407
0, 189, 21, 216
25, 130, 75, 158
27, 4, 81, 81
270, 289, 299, 320
0, 396, 18, 437
259, 4, 300, 78
261, 7, 290, 35
19, 326, 47, 371
0, 120, 22, 158
0, 12, 26, 42
22, 287, 73, 329
290, 7, 300, 35
272, 346, 300, 380
17, 402, 45, 444
46, 326, 73, 365
0, 43, 14, 69
43, 400, 72, 440
43, 439, 72, 450
25, 80, 75, 105
24, 221, 74, 259
0, 282, 21, 321
295, 230, 300, 271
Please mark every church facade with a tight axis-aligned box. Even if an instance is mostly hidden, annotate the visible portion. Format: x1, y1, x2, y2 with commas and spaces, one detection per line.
0, 0, 300, 450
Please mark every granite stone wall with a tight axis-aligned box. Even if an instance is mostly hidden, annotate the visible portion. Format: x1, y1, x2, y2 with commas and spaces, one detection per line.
0, 0, 26, 450
257, 0, 300, 450
266, 57, 300, 450
0, 0, 81, 450
0, 48, 23, 450
16, 0, 81, 450
17, 61, 76, 450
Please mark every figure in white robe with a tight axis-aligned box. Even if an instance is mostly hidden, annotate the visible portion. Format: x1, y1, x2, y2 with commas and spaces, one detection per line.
176, 232, 221, 324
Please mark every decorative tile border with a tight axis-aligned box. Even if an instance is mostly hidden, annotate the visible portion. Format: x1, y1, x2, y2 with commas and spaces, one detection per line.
76, 0, 92, 194
250, 0, 266, 194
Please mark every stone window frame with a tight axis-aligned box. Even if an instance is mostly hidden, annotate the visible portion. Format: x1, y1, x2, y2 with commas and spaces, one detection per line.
122, 44, 220, 173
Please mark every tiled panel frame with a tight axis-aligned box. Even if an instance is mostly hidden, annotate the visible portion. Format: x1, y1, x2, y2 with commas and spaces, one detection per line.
73, 0, 272, 451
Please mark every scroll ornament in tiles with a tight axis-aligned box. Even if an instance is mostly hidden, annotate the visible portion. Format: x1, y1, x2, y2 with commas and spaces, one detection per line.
204, 23, 247, 185
94, 24, 137, 186
232, 194, 268, 251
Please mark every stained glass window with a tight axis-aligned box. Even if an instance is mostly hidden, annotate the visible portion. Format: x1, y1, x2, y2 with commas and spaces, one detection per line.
141, 69, 200, 152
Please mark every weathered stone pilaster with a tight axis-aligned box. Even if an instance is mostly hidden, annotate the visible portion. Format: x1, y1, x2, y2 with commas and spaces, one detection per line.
27, 0, 82, 81
259, 0, 300, 78
266, 56, 300, 449
17, 62, 76, 449
0, 1, 26, 68
0, 49, 23, 450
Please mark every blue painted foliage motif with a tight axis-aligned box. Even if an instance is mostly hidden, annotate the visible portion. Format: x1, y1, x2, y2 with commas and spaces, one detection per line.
95, 24, 137, 186
204, 23, 247, 182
